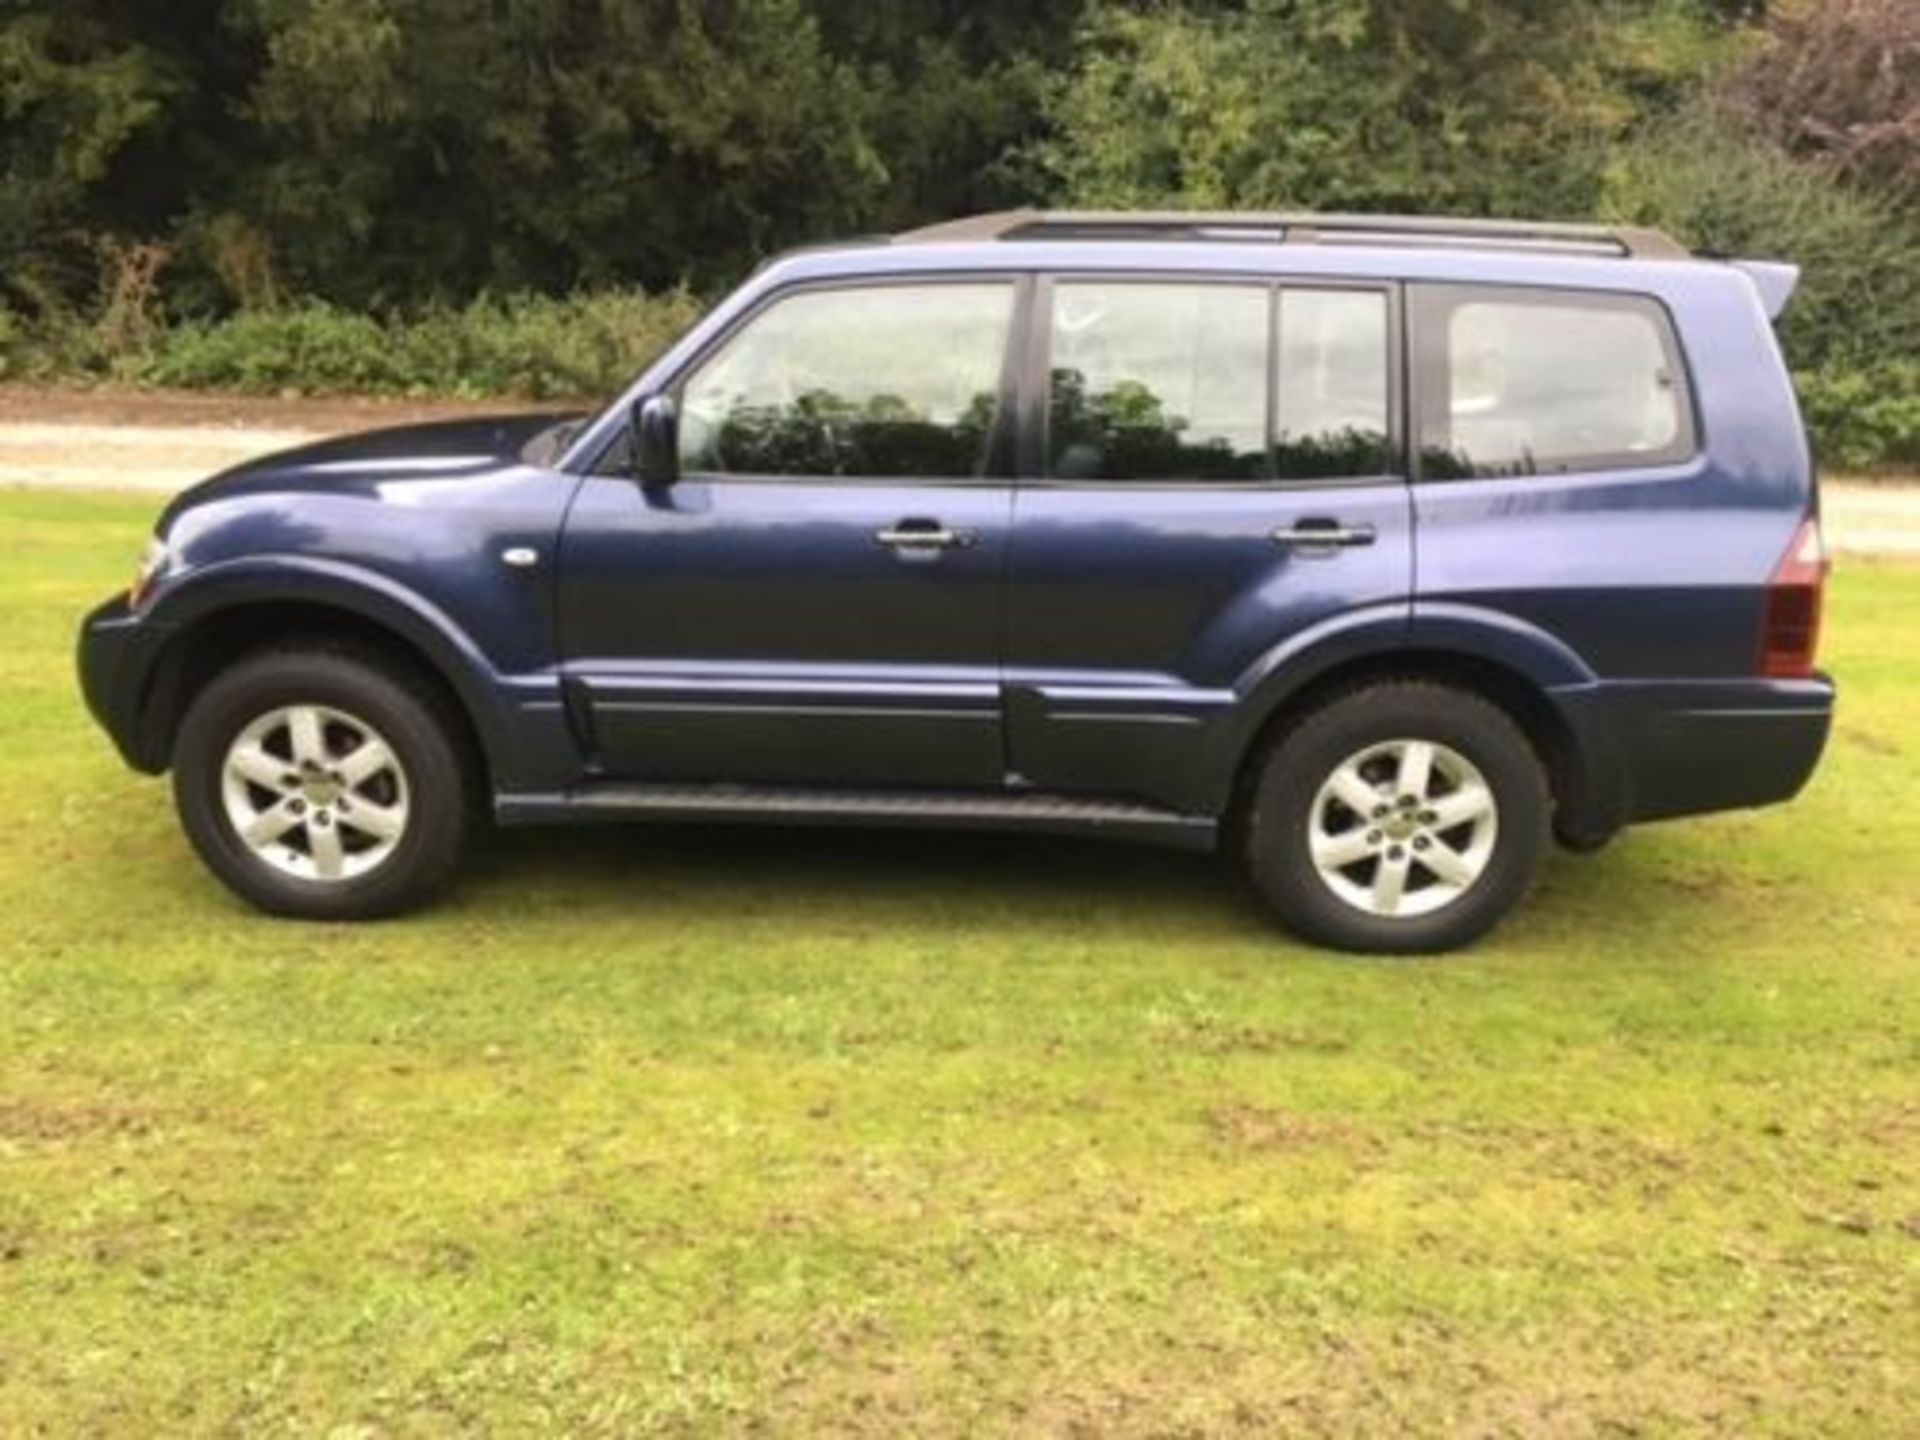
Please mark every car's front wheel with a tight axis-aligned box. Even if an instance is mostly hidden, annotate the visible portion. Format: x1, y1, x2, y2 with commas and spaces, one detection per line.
1241, 681, 1549, 954
172, 647, 472, 919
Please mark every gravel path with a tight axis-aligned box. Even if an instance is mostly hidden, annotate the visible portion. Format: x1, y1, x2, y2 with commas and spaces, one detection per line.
0, 388, 1913, 555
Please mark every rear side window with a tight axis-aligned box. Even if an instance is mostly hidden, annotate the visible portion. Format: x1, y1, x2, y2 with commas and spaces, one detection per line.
1047, 282, 1269, 481
1413, 285, 1694, 479
1043, 281, 1394, 483
1275, 288, 1392, 479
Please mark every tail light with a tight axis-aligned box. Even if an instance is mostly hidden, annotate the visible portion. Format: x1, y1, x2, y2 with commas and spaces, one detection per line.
1759, 516, 1828, 678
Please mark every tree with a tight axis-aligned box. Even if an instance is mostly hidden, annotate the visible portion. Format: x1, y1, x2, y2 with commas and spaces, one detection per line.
1030, 0, 1743, 219
1718, 0, 1919, 200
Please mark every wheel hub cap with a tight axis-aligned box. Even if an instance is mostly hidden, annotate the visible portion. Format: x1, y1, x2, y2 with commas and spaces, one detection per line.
220, 704, 411, 883
1306, 738, 1499, 919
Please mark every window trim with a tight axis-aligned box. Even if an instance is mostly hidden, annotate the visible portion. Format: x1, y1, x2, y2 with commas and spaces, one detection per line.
1408, 282, 1701, 484
1022, 272, 1405, 491
658, 271, 1031, 488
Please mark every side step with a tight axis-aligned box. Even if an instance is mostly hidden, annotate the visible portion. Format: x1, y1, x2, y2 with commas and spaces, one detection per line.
495, 782, 1217, 851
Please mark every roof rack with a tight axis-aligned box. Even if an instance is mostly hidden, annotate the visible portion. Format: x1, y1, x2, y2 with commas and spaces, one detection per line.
896, 209, 1689, 260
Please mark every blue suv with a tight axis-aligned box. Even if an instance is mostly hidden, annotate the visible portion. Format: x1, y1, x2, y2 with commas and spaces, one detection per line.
77, 211, 1834, 952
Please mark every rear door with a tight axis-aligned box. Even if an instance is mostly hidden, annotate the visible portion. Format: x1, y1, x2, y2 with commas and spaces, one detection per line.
1002, 275, 1413, 811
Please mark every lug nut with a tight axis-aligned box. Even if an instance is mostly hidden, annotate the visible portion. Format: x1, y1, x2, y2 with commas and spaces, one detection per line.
314, 811, 331, 827
1388, 845, 1405, 860
1413, 836, 1431, 851
288, 799, 306, 815
1367, 830, 1383, 845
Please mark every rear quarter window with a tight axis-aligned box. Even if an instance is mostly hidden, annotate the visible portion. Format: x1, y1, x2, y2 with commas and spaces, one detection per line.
1413, 285, 1696, 479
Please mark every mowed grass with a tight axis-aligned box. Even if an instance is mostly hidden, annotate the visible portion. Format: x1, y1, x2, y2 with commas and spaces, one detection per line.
1, 488, 1914, 1437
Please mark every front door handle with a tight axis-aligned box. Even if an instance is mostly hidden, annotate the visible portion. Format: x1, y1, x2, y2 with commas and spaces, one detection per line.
874, 520, 976, 551
1273, 519, 1377, 551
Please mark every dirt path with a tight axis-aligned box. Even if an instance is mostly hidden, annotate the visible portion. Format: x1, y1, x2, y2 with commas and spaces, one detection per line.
0, 383, 1913, 555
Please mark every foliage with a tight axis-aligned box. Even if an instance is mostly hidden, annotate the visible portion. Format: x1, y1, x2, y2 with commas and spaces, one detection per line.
0, 7, 185, 303
2, 489, 1918, 1429
1718, 0, 1919, 200
1796, 361, 1920, 470
135, 289, 704, 399
0, 1, 1078, 310
0, 288, 702, 399
1029, 0, 1741, 218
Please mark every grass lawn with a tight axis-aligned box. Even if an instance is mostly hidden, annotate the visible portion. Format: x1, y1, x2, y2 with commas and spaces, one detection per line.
1, 487, 1914, 1436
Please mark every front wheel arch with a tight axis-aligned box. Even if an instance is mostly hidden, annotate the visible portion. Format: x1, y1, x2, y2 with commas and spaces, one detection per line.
140, 599, 492, 798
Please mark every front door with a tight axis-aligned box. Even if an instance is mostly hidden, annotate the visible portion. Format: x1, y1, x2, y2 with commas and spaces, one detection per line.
1004, 277, 1414, 812
558, 278, 1020, 788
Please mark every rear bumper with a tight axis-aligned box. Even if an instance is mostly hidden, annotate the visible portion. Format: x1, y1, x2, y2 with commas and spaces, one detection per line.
1555, 675, 1834, 832
77, 595, 176, 773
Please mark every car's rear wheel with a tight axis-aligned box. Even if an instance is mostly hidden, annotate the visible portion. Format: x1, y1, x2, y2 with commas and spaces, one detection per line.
1242, 681, 1549, 954
173, 648, 472, 918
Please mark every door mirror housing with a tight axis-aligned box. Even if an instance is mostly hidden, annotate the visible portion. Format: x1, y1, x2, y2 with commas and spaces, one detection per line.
632, 394, 679, 485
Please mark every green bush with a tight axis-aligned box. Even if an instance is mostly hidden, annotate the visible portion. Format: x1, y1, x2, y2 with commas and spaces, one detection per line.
125, 289, 704, 399
1796, 362, 1920, 472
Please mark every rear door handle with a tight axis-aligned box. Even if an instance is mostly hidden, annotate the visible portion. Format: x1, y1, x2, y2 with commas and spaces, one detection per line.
875, 520, 976, 551
1273, 519, 1377, 551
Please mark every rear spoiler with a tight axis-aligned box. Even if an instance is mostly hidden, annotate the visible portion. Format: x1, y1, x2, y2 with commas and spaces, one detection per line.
1728, 259, 1801, 322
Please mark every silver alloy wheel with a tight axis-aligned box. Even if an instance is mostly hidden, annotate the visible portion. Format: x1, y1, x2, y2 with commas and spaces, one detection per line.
219, 704, 411, 882
1306, 738, 1498, 919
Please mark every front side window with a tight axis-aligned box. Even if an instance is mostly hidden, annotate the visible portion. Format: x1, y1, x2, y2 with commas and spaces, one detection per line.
1415, 286, 1694, 478
1046, 282, 1269, 481
678, 282, 1014, 479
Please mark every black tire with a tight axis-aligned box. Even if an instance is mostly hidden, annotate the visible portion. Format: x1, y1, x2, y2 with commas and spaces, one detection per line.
172, 646, 473, 919
1554, 823, 1616, 855
1241, 681, 1550, 955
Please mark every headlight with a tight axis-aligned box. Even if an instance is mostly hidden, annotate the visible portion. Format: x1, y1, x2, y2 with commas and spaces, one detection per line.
129, 536, 172, 607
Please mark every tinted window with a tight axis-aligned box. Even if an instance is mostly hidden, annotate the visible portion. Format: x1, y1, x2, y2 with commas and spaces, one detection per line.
1047, 283, 1268, 481
679, 283, 1014, 478
1275, 288, 1392, 478
1415, 286, 1692, 478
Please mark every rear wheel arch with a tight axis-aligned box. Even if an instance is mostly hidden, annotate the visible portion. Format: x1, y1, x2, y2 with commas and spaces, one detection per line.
1223, 648, 1601, 844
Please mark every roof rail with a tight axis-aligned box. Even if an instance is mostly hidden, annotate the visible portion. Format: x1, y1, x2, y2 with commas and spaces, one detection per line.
896, 209, 1689, 260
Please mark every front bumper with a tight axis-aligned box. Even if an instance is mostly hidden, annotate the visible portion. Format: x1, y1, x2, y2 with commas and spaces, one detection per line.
77, 595, 177, 773
1555, 675, 1835, 833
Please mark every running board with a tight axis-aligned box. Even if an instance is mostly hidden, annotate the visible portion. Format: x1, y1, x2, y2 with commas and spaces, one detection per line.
494, 782, 1217, 850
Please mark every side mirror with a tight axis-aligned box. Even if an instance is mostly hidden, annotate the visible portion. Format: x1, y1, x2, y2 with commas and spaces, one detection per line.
632, 394, 679, 485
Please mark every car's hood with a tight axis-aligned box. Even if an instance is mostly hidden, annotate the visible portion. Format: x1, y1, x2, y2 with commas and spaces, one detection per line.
159, 411, 582, 528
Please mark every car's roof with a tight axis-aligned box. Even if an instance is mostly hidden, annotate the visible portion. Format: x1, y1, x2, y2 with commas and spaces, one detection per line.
756, 208, 1722, 298
898, 209, 1688, 258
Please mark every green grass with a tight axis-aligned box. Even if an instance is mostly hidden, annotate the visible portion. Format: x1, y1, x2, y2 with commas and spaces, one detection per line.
2, 487, 1915, 1436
